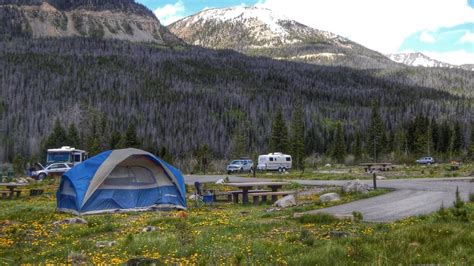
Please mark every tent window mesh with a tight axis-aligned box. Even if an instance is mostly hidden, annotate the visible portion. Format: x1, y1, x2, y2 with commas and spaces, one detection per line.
61, 180, 76, 196
102, 166, 156, 187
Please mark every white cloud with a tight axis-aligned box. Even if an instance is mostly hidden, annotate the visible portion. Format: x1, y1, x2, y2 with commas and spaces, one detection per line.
255, 0, 474, 54
422, 50, 474, 65
154, 1, 185, 25
419, 31, 436, 43
459, 31, 474, 44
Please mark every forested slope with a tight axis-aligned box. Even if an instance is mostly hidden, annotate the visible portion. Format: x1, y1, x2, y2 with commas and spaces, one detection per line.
0, 38, 472, 161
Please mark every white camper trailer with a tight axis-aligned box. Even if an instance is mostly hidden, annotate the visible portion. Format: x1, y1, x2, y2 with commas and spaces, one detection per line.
257, 153, 292, 172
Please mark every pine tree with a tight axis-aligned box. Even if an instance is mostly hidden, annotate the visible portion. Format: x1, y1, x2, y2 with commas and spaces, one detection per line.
431, 118, 439, 153
468, 123, 474, 161
451, 122, 463, 154
124, 124, 140, 148
45, 119, 68, 149
354, 131, 363, 163
290, 103, 305, 170
367, 103, 386, 162
231, 126, 247, 158
332, 123, 346, 163
160, 147, 173, 164
67, 124, 81, 148
269, 109, 288, 153
394, 126, 408, 159
109, 130, 122, 150
87, 135, 101, 156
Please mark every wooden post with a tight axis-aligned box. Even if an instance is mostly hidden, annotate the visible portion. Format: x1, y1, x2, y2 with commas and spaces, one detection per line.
372, 173, 377, 190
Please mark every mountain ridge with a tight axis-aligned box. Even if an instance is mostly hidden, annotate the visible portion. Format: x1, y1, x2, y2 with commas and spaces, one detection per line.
168, 6, 396, 69
386, 52, 472, 71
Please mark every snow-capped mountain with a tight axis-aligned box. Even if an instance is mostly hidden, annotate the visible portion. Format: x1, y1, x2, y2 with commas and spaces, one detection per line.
169, 6, 344, 48
168, 6, 395, 69
386, 53, 457, 68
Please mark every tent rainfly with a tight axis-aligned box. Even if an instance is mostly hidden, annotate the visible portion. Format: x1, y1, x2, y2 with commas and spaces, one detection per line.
57, 148, 186, 215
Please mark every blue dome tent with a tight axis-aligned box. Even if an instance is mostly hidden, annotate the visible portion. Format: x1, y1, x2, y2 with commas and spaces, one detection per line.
57, 148, 186, 215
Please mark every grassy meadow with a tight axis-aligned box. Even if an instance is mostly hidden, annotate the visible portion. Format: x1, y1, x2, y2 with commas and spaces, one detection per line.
0, 182, 472, 265
241, 163, 474, 180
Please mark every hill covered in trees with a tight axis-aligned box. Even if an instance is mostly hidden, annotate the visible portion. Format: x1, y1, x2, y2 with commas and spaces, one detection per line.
1, 37, 473, 169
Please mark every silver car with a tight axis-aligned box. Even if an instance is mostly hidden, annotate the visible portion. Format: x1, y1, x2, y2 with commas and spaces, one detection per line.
416, 157, 435, 165
226, 159, 253, 174
32, 163, 73, 180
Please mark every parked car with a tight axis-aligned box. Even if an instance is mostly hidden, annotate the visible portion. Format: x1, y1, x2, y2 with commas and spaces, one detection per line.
416, 157, 435, 165
257, 153, 292, 172
31, 163, 73, 180
226, 159, 253, 174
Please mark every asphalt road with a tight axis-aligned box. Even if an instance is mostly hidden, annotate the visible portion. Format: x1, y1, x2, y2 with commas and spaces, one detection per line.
185, 175, 474, 222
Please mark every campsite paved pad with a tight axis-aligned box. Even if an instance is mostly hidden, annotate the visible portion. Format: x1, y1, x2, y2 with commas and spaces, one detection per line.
185, 175, 473, 222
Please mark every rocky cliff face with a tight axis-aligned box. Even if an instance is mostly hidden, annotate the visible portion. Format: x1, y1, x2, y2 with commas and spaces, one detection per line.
0, 0, 181, 44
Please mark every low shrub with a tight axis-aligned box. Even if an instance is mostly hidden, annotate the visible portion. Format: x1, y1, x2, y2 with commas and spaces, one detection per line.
297, 213, 338, 224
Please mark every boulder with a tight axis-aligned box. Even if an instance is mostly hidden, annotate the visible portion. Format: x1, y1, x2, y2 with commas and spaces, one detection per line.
328, 231, 351, 238
376, 176, 386, 180
53, 217, 87, 225
320, 193, 341, 203
265, 208, 282, 213
142, 226, 157, 232
342, 180, 370, 194
96, 241, 116, 248
274, 195, 297, 208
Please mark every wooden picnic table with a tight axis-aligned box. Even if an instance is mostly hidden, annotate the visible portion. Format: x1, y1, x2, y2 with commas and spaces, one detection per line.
224, 182, 290, 204
0, 182, 28, 199
360, 163, 394, 172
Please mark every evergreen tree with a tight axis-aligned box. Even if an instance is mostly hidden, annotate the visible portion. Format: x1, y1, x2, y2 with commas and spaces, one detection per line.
269, 109, 288, 153
109, 130, 122, 150
451, 122, 464, 154
124, 124, 140, 148
367, 103, 386, 162
290, 103, 305, 170
87, 135, 101, 156
431, 118, 439, 153
66, 124, 81, 148
438, 122, 451, 154
332, 123, 346, 163
45, 119, 68, 149
467, 123, 474, 161
231, 126, 247, 158
353, 131, 363, 163
394, 126, 408, 158
160, 147, 173, 164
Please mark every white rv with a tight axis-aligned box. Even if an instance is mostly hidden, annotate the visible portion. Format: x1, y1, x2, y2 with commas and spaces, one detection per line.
46, 146, 88, 166
257, 153, 292, 172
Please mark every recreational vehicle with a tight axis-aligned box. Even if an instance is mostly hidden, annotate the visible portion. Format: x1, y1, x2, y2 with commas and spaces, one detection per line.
46, 146, 88, 166
257, 153, 292, 172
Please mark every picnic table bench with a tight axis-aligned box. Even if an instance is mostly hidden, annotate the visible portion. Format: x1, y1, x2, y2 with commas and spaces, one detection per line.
251, 191, 296, 205
224, 182, 290, 204
0, 183, 28, 199
360, 163, 394, 172
215, 190, 271, 202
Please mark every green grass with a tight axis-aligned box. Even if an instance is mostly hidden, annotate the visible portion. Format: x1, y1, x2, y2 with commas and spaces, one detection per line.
0, 185, 472, 264
236, 163, 474, 180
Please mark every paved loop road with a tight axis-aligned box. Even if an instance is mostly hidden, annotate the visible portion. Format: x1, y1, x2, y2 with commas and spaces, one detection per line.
186, 175, 473, 222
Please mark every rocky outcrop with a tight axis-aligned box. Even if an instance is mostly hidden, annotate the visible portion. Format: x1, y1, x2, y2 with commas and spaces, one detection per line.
0, 1, 180, 44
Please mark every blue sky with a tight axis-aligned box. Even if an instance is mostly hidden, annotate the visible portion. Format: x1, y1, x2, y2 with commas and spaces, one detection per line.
138, 0, 474, 65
